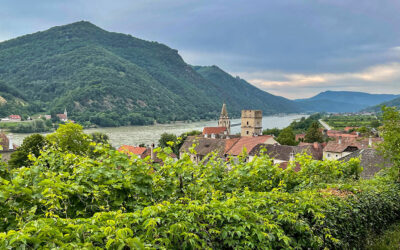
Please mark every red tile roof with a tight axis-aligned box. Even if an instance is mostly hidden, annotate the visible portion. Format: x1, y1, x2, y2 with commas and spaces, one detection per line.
327, 130, 359, 138
203, 127, 227, 135
9, 115, 21, 119
56, 114, 67, 120
226, 135, 274, 156
118, 145, 148, 157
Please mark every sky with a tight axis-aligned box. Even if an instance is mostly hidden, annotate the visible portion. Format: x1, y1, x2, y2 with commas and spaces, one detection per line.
1, 0, 400, 99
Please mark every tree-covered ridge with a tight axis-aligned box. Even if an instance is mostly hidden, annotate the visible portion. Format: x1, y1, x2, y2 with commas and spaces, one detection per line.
0, 21, 300, 126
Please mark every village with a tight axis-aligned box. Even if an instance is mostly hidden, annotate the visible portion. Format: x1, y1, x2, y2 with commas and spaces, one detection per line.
115, 104, 388, 179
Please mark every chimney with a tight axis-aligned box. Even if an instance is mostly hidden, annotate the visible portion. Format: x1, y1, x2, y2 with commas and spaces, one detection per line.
151, 143, 156, 161
8, 133, 13, 150
338, 136, 342, 145
313, 142, 319, 150
369, 136, 372, 147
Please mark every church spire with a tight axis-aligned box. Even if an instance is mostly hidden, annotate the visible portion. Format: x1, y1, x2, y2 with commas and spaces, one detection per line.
220, 103, 228, 118
218, 103, 230, 134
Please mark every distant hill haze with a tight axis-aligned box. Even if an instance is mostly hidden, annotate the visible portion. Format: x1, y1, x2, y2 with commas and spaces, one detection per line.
295, 91, 399, 113
0, 21, 301, 126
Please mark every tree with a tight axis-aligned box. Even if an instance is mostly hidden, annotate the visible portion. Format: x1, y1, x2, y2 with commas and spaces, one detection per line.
90, 132, 110, 145
304, 122, 323, 143
46, 123, 90, 154
8, 134, 47, 168
276, 127, 297, 146
158, 133, 177, 148
370, 119, 381, 128
262, 128, 281, 137
378, 106, 400, 181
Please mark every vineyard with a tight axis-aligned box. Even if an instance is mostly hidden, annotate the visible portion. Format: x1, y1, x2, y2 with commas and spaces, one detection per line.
0, 108, 399, 249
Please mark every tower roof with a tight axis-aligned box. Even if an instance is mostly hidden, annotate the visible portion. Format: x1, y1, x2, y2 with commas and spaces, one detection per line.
220, 103, 228, 117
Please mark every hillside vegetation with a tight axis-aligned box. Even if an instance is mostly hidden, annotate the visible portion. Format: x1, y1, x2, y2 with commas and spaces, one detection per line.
0, 21, 301, 126
365, 96, 400, 112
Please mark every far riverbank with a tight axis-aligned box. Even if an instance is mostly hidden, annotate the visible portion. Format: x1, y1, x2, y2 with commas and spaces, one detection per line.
12, 114, 308, 148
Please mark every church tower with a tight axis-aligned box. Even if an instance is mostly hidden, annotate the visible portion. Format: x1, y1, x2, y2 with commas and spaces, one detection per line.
218, 103, 231, 134
64, 108, 68, 120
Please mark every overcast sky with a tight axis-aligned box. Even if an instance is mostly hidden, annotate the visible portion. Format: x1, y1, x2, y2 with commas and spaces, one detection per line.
1, 0, 400, 99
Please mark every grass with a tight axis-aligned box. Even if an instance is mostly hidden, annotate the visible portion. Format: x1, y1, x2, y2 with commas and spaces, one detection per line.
366, 222, 400, 250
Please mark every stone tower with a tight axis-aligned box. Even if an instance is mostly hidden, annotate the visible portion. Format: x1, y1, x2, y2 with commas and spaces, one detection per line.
241, 110, 262, 137
218, 103, 231, 134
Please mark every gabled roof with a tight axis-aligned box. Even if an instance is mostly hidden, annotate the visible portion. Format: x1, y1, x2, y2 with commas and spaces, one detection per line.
340, 149, 392, 179
203, 127, 227, 135
179, 136, 227, 157
57, 114, 67, 120
249, 143, 323, 161
226, 135, 275, 156
9, 115, 21, 119
324, 137, 383, 153
118, 145, 148, 156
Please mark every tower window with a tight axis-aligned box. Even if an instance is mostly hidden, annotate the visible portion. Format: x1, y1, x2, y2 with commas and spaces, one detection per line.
246, 131, 249, 135
246, 121, 249, 125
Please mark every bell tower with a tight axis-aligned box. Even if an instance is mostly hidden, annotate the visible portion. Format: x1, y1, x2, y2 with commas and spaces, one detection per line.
218, 103, 231, 134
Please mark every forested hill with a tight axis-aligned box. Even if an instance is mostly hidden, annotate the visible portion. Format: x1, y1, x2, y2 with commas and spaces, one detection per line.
193, 65, 300, 115
364, 97, 400, 112
0, 21, 301, 126
295, 91, 399, 113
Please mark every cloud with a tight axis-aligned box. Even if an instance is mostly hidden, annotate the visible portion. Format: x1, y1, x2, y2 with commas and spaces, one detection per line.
235, 62, 400, 99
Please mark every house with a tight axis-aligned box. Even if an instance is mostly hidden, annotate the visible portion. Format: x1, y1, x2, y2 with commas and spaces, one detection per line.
202, 127, 228, 139
180, 135, 278, 162
8, 115, 21, 121
248, 142, 323, 163
0, 133, 16, 162
340, 149, 391, 179
323, 136, 382, 160
56, 108, 68, 122
326, 130, 359, 139
344, 127, 358, 132
118, 145, 149, 159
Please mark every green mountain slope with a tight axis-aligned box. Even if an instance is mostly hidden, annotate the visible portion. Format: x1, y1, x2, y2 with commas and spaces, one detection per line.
364, 97, 400, 112
193, 65, 301, 115
0, 21, 300, 126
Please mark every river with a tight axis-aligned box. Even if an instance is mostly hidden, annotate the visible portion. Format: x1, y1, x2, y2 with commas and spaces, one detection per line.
11, 114, 307, 148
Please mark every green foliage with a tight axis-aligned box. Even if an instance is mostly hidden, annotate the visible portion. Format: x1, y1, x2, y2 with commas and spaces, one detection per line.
262, 127, 281, 137
90, 132, 110, 145
0, 120, 399, 248
305, 121, 323, 143
324, 114, 379, 130
9, 119, 52, 133
8, 134, 47, 169
276, 127, 297, 146
378, 106, 400, 180
46, 123, 90, 155
290, 113, 321, 133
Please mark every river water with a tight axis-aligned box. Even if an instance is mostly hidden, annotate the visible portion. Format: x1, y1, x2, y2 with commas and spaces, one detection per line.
11, 114, 307, 148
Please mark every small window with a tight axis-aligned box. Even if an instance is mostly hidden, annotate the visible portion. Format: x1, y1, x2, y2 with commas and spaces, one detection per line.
247, 121, 249, 125
246, 131, 249, 135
